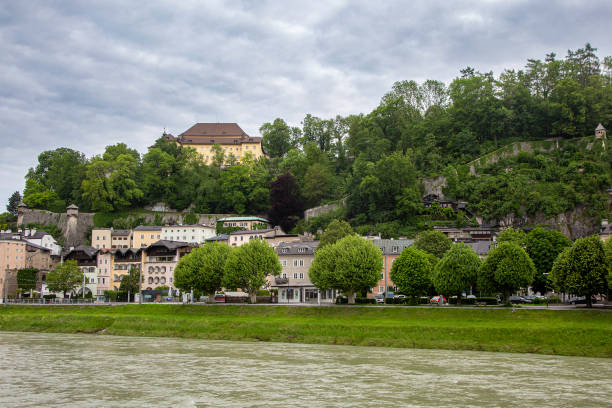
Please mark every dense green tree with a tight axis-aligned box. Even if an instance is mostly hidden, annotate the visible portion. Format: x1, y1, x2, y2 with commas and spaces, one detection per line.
433, 243, 482, 304
414, 230, 452, 258
119, 267, 141, 303
310, 235, 382, 304
303, 162, 334, 207
390, 247, 433, 297
23, 148, 87, 210
318, 220, 354, 249
525, 228, 572, 294
16, 268, 38, 292
260, 118, 299, 158
174, 243, 231, 301
6, 191, 22, 217
479, 242, 536, 302
268, 173, 304, 233
46, 260, 83, 298
550, 236, 607, 307
223, 240, 281, 303
496, 227, 527, 246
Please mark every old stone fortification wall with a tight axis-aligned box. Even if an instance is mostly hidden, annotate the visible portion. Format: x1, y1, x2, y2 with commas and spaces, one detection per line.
304, 199, 347, 222
19, 209, 94, 247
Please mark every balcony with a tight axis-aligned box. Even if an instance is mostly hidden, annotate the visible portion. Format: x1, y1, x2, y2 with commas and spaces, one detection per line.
275, 277, 289, 285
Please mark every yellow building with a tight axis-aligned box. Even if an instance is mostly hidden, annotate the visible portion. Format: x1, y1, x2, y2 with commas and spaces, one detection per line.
166, 123, 264, 165
133, 226, 162, 248
91, 228, 112, 250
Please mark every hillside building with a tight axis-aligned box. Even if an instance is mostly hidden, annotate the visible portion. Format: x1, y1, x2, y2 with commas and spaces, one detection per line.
166, 123, 264, 165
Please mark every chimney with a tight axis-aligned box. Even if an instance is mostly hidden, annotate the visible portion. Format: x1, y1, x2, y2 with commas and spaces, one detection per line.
602, 219, 609, 227
24, 229, 30, 237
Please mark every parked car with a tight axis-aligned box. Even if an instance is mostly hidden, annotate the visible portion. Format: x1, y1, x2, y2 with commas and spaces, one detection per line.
430, 295, 446, 305
375, 294, 385, 304
393, 294, 407, 299
508, 296, 531, 304
567, 296, 597, 305
214, 293, 226, 303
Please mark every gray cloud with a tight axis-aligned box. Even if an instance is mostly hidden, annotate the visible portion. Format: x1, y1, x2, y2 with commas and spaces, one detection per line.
1, 0, 611, 209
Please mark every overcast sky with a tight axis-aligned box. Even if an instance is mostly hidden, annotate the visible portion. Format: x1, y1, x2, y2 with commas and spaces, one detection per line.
1, 0, 611, 211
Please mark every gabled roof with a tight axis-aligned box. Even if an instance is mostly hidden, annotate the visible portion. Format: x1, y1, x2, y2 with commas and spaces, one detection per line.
66, 204, 78, 210
112, 248, 142, 256
146, 240, 190, 250
218, 216, 269, 223
372, 239, 414, 255
180, 123, 249, 137
66, 246, 98, 257
206, 234, 229, 241
276, 241, 319, 255
466, 241, 492, 256
134, 225, 162, 231
229, 229, 274, 236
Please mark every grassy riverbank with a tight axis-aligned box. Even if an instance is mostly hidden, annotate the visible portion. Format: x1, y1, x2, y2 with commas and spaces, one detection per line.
1, 305, 610, 357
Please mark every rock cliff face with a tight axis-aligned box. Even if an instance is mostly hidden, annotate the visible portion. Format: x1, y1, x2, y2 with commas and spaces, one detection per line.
497, 205, 601, 240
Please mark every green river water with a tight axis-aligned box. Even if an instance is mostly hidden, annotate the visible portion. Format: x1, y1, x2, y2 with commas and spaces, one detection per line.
0, 332, 610, 407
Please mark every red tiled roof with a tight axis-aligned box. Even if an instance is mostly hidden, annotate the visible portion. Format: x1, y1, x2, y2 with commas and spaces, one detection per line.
180, 123, 249, 137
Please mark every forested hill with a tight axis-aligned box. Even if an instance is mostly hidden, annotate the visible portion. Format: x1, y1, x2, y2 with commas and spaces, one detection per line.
8, 43, 612, 238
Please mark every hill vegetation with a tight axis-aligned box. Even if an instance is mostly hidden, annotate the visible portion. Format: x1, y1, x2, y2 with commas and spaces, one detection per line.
11, 43, 612, 237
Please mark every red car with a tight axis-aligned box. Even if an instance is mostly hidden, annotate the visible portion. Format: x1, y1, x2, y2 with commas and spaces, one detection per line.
430, 295, 447, 305
214, 293, 226, 303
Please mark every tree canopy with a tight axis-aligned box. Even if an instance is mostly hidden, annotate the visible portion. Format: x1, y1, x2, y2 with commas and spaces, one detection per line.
414, 230, 452, 258
174, 243, 231, 299
223, 240, 281, 303
525, 227, 572, 294
478, 242, 536, 301
46, 260, 83, 297
310, 235, 382, 304
551, 236, 608, 307
433, 242, 482, 303
390, 247, 434, 297
318, 219, 354, 249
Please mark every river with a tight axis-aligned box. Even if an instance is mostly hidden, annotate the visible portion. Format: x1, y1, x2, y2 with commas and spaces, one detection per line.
0, 332, 610, 407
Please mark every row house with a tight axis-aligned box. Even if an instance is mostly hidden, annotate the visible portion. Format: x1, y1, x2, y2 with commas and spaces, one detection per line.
228, 227, 300, 247
219, 216, 270, 230
271, 241, 335, 304
91, 228, 134, 249
63, 246, 99, 297
19, 228, 61, 256
162, 224, 216, 244
368, 239, 414, 298
143, 240, 192, 291
0, 233, 55, 299
133, 226, 162, 248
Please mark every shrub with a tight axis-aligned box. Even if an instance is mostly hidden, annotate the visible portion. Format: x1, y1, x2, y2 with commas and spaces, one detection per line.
43, 294, 56, 300
448, 297, 476, 305
257, 289, 271, 296
336, 296, 348, 304
355, 297, 376, 304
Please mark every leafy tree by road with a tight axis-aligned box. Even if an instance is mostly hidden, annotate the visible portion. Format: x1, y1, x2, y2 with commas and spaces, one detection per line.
525, 228, 571, 294
223, 240, 281, 303
310, 235, 382, 304
390, 247, 433, 297
318, 219, 354, 249
46, 260, 83, 298
16, 268, 38, 292
478, 242, 536, 302
174, 243, 231, 301
433, 242, 482, 304
119, 267, 141, 303
414, 230, 452, 258
551, 236, 607, 307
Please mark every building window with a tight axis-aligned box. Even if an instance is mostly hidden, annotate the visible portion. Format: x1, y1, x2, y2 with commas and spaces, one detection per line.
380, 273, 384, 280
299, 273, 304, 279
297, 247, 306, 253
281, 260, 287, 267
392, 246, 399, 253
379, 286, 384, 293
282, 273, 287, 278
293, 273, 298, 279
